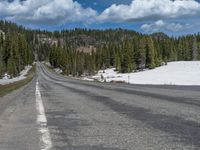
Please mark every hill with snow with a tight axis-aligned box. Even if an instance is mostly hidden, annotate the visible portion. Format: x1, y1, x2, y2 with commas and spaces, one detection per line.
88, 61, 200, 86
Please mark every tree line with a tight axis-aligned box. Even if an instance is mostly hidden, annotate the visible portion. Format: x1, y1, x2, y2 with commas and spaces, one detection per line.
47, 32, 200, 76
0, 20, 200, 77
0, 21, 34, 78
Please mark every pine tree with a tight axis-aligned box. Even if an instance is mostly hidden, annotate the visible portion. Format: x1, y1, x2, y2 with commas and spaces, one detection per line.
114, 49, 121, 72
146, 37, 156, 69
136, 37, 146, 70
192, 36, 198, 61
121, 39, 134, 73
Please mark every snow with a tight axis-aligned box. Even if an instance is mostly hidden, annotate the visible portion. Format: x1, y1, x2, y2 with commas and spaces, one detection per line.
2, 73, 10, 80
0, 65, 32, 85
86, 61, 200, 86
81, 77, 94, 81
54, 68, 63, 74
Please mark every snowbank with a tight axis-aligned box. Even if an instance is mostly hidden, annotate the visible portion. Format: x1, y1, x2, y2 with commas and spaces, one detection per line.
81, 77, 95, 82
54, 68, 63, 74
85, 61, 200, 86
0, 65, 32, 85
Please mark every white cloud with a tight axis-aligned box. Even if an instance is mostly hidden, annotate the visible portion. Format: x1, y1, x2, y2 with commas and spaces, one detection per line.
141, 20, 191, 33
0, 0, 97, 25
98, 0, 200, 22
0, 0, 199, 32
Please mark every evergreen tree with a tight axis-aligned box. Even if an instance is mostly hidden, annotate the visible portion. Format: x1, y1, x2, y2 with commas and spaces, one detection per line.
146, 37, 156, 69
193, 36, 198, 61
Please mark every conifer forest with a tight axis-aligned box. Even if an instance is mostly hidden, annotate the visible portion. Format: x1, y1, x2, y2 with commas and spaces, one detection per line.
0, 20, 200, 77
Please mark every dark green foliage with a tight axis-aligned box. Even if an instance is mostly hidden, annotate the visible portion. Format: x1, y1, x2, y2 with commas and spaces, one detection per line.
47, 32, 200, 76
0, 21, 34, 78
145, 37, 156, 69
1, 20, 200, 77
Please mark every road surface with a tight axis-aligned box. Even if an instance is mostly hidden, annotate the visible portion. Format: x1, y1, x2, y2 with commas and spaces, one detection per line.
0, 62, 199, 150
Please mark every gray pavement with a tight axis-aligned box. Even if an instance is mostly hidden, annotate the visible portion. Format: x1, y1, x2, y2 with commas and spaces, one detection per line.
0, 62, 199, 150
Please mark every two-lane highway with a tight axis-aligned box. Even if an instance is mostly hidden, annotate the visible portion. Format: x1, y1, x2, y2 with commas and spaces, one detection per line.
0, 62, 200, 150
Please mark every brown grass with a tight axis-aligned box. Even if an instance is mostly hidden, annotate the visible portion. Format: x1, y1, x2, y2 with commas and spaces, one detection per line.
0, 66, 36, 97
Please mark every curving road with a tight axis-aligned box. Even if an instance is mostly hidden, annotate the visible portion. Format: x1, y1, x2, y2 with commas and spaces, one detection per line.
0, 62, 200, 150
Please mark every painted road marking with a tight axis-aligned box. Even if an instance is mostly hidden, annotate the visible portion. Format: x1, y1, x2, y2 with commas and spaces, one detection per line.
36, 80, 52, 150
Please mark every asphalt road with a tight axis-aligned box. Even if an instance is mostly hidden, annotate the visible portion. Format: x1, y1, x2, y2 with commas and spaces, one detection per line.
0, 62, 200, 150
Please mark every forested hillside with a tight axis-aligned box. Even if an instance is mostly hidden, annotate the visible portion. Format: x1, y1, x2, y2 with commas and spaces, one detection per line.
0, 20, 200, 77
0, 21, 34, 78
47, 30, 200, 76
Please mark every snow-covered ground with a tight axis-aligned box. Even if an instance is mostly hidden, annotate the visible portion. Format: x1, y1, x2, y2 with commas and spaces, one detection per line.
54, 68, 63, 74
83, 61, 200, 86
0, 65, 32, 85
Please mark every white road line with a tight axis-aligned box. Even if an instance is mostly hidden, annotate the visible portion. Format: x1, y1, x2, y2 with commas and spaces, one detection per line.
35, 80, 52, 150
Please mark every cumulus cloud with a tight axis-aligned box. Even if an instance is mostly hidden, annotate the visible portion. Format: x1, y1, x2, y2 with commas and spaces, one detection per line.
0, 0, 199, 32
141, 20, 191, 33
98, 0, 200, 22
0, 0, 97, 25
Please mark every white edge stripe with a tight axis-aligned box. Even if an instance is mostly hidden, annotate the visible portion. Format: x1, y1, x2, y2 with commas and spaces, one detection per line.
36, 80, 52, 150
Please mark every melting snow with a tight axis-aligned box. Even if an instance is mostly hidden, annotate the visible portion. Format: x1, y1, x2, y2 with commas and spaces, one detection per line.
0, 65, 32, 85
85, 61, 200, 86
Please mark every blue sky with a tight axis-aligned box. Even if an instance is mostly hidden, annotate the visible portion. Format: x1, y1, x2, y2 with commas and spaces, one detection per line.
0, 0, 200, 35
76, 0, 132, 12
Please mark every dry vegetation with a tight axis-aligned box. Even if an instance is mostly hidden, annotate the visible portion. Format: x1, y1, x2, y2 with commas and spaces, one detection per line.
0, 66, 35, 97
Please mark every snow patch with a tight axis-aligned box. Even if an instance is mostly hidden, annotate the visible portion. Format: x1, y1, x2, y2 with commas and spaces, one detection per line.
54, 68, 63, 74
81, 77, 95, 82
83, 61, 200, 86
0, 65, 32, 85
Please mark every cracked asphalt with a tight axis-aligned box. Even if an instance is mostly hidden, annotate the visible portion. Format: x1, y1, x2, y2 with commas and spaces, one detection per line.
0, 62, 199, 150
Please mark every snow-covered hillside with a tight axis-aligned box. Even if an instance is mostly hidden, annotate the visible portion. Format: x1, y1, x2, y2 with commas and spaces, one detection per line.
87, 61, 200, 86
0, 65, 32, 85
